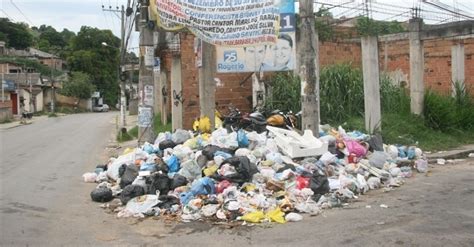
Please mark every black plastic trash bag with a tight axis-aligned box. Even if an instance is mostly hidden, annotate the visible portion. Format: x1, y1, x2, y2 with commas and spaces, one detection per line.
276, 163, 296, 173
170, 174, 188, 190
90, 187, 113, 202
159, 140, 177, 150
202, 145, 235, 160
310, 171, 330, 196
368, 134, 384, 152
119, 164, 139, 189
120, 184, 146, 205
214, 156, 258, 185
157, 195, 180, 209
146, 173, 170, 196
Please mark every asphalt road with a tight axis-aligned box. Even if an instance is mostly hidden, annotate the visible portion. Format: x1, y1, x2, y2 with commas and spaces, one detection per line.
1, 114, 473, 246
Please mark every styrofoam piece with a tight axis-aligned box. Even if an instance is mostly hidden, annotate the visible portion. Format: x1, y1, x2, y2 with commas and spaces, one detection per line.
266, 126, 328, 158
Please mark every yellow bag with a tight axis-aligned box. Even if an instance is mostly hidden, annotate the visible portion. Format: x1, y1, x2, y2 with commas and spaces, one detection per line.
266, 208, 286, 224
203, 164, 218, 177
193, 113, 223, 133
123, 148, 134, 155
241, 210, 265, 223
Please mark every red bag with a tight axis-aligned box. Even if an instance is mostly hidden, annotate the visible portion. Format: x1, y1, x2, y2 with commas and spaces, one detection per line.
296, 176, 310, 190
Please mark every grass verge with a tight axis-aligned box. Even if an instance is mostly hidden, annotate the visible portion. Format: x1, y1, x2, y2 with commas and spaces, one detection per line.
342, 113, 474, 152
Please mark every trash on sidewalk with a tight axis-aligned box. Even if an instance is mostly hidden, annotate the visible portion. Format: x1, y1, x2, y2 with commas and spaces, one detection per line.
84, 123, 426, 226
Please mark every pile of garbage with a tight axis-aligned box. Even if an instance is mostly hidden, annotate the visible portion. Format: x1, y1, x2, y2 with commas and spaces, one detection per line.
83, 125, 428, 224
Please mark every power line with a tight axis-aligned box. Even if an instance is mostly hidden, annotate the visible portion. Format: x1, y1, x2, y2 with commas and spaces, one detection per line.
9, 0, 33, 25
422, 0, 473, 20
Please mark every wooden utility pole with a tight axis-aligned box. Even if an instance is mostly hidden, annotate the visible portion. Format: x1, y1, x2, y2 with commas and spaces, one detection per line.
198, 41, 216, 131
137, 0, 155, 144
298, 0, 320, 136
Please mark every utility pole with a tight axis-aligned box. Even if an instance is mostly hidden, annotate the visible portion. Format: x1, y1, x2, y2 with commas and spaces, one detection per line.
138, 0, 155, 144
298, 0, 320, 137
102, 4, 127, 127
198, 41, 216, 131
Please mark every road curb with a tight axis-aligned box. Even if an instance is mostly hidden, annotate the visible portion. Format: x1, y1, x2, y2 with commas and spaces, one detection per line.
426, 144, 474, 163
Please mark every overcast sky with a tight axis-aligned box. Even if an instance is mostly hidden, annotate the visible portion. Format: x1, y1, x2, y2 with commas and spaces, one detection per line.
1, 0, 472, 52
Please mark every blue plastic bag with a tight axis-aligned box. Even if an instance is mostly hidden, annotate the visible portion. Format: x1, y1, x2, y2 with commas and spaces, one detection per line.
214, 151, 232, 160
237, 129, 249, 148
140, 162, 157, 172
166, 155, 180, 173
397, 146, 407, 158
407, 146, 416, 159
190, 177, 216, 196
180, 191, 194, 205
143, 143, 154, 154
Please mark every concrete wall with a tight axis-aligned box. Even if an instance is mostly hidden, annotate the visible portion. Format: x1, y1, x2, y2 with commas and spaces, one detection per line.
55, 93, 91, 110
168, 28, 473, 129
0, 100, 13, 122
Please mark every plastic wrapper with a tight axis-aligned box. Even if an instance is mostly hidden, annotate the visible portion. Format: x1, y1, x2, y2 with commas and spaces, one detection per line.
241, 210, 265, 223
83, 172, 97, 183
369, 151, 388, 169
265, 208, 286, 224
285, 212, 303, 222
172, 129, 192, 144
344, 139, 367, 157
415, 159, 428, 173
178, 159, 202, 181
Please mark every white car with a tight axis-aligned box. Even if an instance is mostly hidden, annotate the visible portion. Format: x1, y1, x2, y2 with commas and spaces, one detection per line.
93, 104, 109, 112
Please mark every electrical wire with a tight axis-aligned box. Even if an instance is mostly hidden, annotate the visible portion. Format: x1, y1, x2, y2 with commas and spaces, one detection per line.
9, 0, 32, 25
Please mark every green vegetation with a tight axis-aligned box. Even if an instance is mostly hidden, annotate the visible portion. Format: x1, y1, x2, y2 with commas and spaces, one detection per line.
0, 118, 12, 124
0, 18, 34, 49
60, 72, 96, 104
0, 57, 63, 77
356, 17, 406, 36
153, 113, 172, 134
264, 72, 301, 113
314, 7, 334, 42
320, 63, 364, 123
117, 129, 134, 142
265, 65, 474, 151
1, 18, 122, 106
48, 112, 58, 118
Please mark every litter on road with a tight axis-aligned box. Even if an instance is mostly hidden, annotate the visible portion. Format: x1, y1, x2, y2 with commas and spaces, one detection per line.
83, 124, 428, 225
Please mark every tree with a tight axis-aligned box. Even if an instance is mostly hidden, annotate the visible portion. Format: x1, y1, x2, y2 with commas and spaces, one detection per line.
67, 26, 120, 105
61, 72, 96, 104
0, 18, 34, 49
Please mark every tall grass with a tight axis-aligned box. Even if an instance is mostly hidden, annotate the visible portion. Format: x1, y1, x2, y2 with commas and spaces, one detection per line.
319, 64, 364, 124
264, 72, 301, 113
424, 81, 474, 131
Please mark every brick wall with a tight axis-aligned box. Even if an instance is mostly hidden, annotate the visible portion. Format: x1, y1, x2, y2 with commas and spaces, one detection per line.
319, 41, 362, 68
173, 33, 253, 129
171, 33, 473, 129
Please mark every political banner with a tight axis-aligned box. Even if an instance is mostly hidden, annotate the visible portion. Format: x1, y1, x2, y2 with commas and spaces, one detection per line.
151, 0, 280, 46
216, 0, 296, 73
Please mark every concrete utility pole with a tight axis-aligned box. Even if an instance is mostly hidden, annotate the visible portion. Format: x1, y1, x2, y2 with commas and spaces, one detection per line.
298, 0, 320, 136
102, 4, 127, 126
451, 42, 465, 96
361, 36, 382, 133
138, 0, 155, 144
198, 41, 216, 131
119, 4, 127, 127
409, 18, 424, 115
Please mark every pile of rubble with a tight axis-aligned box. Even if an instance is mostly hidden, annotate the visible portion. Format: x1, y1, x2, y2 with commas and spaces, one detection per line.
83, 125, 428, 224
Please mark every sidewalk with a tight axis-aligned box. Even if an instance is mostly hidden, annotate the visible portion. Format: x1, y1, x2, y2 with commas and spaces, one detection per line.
0, 114, 51, 130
